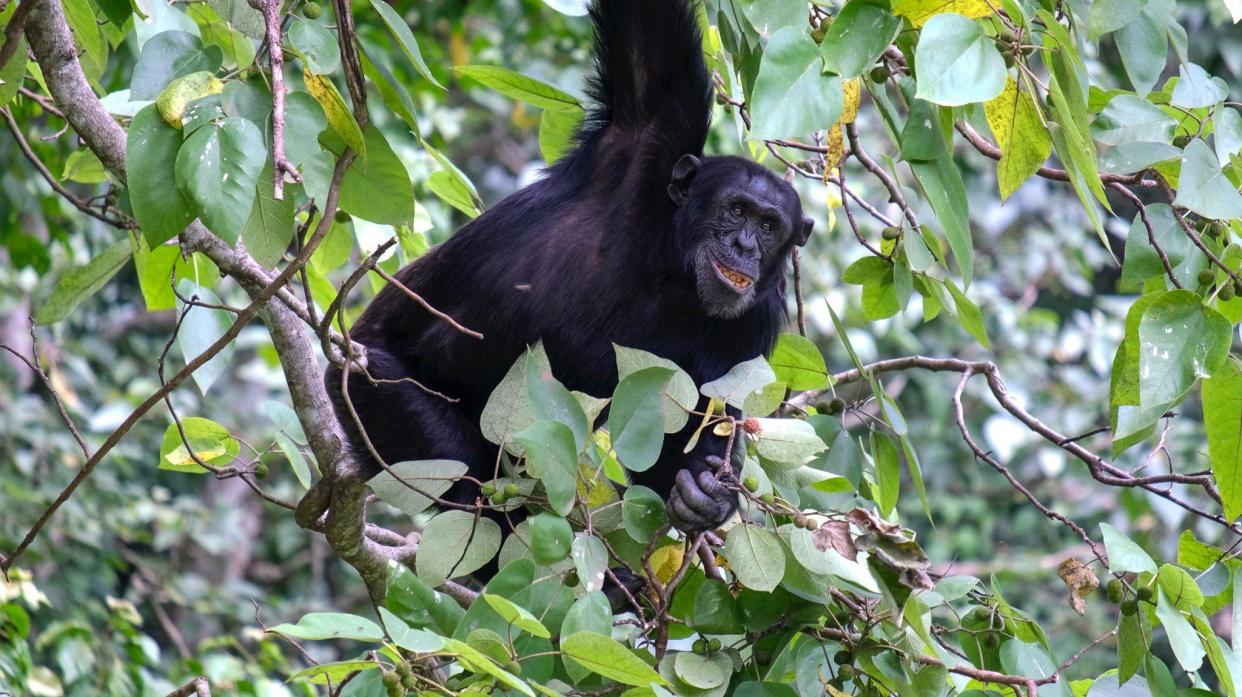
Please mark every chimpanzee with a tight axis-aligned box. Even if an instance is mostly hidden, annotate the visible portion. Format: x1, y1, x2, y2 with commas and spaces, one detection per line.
326, 0, 814, 534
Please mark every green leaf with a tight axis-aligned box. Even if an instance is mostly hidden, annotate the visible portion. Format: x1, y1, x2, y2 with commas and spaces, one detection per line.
701, 356, 777, 409
158, 417, 240, 473
206, 0, 265, 38
288, 19, 340, 74
571, 535, 609, 593
753, 418, 827, 465
174, 117, 266, 243
377, 607, 445, 653
693, 578, 742, 634
909, 153, 973, 284
944, 278, 990, 348
416, 511, 501, 587
516, 421, 579, 516
1157, 564, 1205, 610
527, 355, 590, 448
481, 345, 548, 455
768, 333, 829, 391
455, 65, 581, 111
131, 30, 221, 100
0, 34, 28, 109
274, 432, 311, 489
1100, 141, 1182, 174
1202, 358, 1242, 521
872, 430, 901, 516
984, 78, 1051, 199
892, 0, 995, 26
539, 107, 582, 163
914, 13, 1006, 106
359, 40, 421, 138
1089, 0, 1144, 38
1155, 589, 1205, 672
331, 127, 414, 226
1119, 204, 1193, 291
820, 1, 902, 79
1115, 10, 1167, 97
287, 661, 378, 685
724, 524, 786, 592
175, 281, 236, 394
428, 169, 480, 217
749, 27, 843, 139
364, 0, 443, 88
528, 513, 573, 564
561, 592, 611, 683
1171, 63, 1228, 109
128, 105, 197, 246
61, 149, 108, 184
673, 651, 731, 690
1136, 290, 1232, 406
622, 485, 668, 544
444, 638, 535, 697
386, 563, 464, 636
368, 459, 468, 516
1092, 95, 1177, 146
1174, 140, 1242, 220
482, 595, 551, 639
608, 367, 674, 473
615, 345, 697, 434
1100, 522, 1158, 574
269, 612, 384, 642
35, 239, 131, 324
241, 161, 295, 267
559, 632, 666, 687
1117, 603, 1151, 683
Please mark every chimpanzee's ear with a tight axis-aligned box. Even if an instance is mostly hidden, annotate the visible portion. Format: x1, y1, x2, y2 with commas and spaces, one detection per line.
668, 154, 701, 206
794, 215, 814, 246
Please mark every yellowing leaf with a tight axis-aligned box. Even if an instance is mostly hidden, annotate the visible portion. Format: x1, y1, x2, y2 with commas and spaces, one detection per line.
826, 124, 846, 169
984, 77, 1051, 200
648, 543, 685, 585
303, 69, 366, 160
840, 78, 861, 124
892, 0, 993, 26
156, 71, 224, 128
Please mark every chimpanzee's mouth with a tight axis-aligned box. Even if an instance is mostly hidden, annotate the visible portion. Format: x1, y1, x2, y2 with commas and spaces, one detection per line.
713, 259, 754, 292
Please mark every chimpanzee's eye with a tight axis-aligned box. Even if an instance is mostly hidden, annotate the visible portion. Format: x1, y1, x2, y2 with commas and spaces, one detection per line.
730, 205, 744, 218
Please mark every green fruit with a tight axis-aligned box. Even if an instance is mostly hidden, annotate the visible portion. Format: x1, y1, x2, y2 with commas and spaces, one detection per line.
1003, 51, 1015, 68
881, 226, 901, 241
761, 493, 775, 505
811, 22, 830, 44
386, 685, 402, 697
1234, 279, 1242, 296
1021, 42, 1036, 55
395, 662, 412, 677
1120, 599, 1139, 616
834, 650, 852, 665
401, 672, 417, 690
382, 671, 401, 688
1213, 221, 1229, 238
490, 491, 507, 505
253, 462, 269, 479
836, 665, 856, 680
997, 28, 1016, 43
1173, 134, 1193, 148
481, 482, 496, 497
1219, 283, 1235, 301
1136, 586, 1154, 602
1106, 579, 1123, 603
1198, 269, 1216, 286
983, 633, 1001, 648
334, 209, 351, 223
693, 639, 708, 654
506, 660, 522, 675
743, 475, 760, 492
753, 650, 771, 665
564, 570, 579, 587
869, 64, 890, 83
827, 398, 846, 415
303, 1, 322, 18
504, 482, 520, 497
708, 638, 722, 652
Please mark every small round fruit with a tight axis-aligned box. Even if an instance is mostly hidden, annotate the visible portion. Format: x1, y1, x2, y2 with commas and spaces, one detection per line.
983, 633, 1001, 648
742, 417, 761, 434
827, 398, 846, 415
334, 209, 351, 223
794, 514, 808, 529
1120, 599, 1139, 616
1106, 579, 1123, 603
382, 671, 401, 688
1212, 221, 1229, 238
1136, 586, 1154, 602
1234, 279, 1242, 296
869, 64, 890, 83
836, 665, 856, 680
881, 226, 901, 240
754, 650, 771, 665
743, 475, 760, 492
693, 638, 708, 654
1198, 269, 1216, 286
805, 518, 819, 531
490, 491, 508, 506
997, 28, 1016, 43
834, 650, 852, 665
1173, 134, 1192, 148
506, 660, 522, 675
811, 22, 830, 44
1219, 283, 1236, 301
708, 638, 722, 652
253, 462, 269, 479
503, 482, 520, 497
395, 662, 412, 677
761, 493, 776, 505
564, 570, 579, 587
481, 482, 496, 497
401, 672, 417, 690
303, 1, 322, 18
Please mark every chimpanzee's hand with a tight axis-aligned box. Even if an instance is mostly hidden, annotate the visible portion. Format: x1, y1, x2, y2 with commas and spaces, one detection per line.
666, 456, 737, 532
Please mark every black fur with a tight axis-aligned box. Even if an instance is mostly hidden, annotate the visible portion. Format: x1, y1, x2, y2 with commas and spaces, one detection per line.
326, 0, 812, 535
